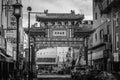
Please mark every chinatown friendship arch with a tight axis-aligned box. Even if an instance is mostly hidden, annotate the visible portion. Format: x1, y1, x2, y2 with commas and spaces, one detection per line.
24, 10, 94, 66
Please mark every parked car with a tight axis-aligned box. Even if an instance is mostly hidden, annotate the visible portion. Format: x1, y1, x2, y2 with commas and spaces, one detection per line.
71, 67, 86, 79
86, 70, 101, 80
58, 69, 64, 74
95, 71, 117, 80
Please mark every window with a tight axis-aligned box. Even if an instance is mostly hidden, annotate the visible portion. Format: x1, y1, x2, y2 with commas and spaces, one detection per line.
95, 12, 97, 20
115, 33, 119, 50
107, 25, 109, 34
61, 22, 64, 25
100, 29, 104, 39
52, 22, 55, 25
71, 21, 75, 25
65, 21, 68, 25
84, 21, 88, 24
91, 21, 93, 24
68, 21, 71, 25
114, 12, 119, 27
58, 21, 61, 25
95, 33, 97, 41
44, 22, 48, 26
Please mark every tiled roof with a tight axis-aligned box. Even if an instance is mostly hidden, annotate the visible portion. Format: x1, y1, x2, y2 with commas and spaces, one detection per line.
36, 13, 84, 21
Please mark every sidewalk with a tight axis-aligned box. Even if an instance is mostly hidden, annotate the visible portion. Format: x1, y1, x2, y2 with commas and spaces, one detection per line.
22, 78, 37, 80
112, 72, 120, 80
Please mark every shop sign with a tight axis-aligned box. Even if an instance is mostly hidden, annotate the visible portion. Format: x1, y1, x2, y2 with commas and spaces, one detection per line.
53, 30, 67, 36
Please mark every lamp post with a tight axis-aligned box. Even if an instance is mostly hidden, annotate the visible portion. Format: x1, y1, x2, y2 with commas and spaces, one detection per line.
12, 0, 22, 78
27, 6, 32, 80
26, 9, 45, 79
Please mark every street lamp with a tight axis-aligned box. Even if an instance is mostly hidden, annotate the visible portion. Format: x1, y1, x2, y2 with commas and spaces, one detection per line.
27, 6, 32, 79
12, 0, 22, 77
26, 9, 45, 79
12, 1, 22, 18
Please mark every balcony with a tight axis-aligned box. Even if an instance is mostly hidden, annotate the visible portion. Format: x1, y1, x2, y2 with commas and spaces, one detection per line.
102, 0, 120, 13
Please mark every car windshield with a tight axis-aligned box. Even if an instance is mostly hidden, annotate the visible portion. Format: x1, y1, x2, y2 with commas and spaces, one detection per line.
75, 68, 81, 70
75, 67, 85, 70
80, 68, 85, 70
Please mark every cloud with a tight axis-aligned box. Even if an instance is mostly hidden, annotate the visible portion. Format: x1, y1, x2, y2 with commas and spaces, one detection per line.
22, 0, 93, 27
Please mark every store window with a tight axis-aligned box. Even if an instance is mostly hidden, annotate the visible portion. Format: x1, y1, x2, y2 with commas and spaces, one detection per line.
65, 21, 68, 25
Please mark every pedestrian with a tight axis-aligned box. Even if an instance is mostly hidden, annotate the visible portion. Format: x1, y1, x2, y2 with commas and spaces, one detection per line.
23, 70, 27, 80
14, 69, 18, 80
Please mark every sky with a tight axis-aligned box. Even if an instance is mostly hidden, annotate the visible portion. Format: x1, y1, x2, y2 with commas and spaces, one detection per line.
22, 0, 93, 27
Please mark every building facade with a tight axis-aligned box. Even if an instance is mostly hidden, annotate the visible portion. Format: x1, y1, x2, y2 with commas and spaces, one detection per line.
0, 0, 23, 79
91, 0, 120, 72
